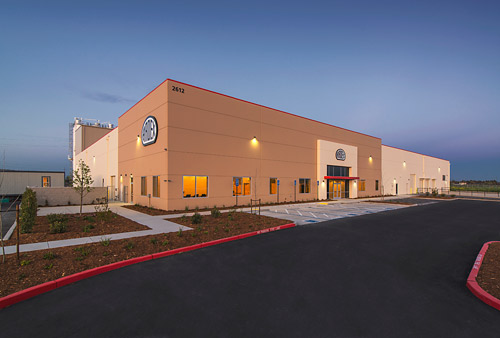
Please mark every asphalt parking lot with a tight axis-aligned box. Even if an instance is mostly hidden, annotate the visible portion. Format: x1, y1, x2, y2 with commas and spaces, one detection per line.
1, 199, 500, 337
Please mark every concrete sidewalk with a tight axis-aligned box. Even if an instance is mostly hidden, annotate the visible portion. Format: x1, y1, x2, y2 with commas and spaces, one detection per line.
2, 203, 191, 255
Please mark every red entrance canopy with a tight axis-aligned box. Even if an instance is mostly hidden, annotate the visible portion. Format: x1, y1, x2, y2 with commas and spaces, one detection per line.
324, 176, 360, 180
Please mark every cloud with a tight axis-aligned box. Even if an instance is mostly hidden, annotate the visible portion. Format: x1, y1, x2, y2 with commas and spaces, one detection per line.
81, 91, 134, 104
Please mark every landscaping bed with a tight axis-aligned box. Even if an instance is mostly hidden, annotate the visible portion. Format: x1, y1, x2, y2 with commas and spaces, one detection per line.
124, 201, 328, 216
477, 242, 500, 300
4, 212, 149, 245
0, 212, 291, 298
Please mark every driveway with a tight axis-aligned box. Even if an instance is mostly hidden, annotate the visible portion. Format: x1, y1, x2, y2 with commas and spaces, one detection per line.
1, 200, 500, 337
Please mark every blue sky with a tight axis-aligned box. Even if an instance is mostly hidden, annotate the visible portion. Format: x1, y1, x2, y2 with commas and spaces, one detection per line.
1, 0, 499, 180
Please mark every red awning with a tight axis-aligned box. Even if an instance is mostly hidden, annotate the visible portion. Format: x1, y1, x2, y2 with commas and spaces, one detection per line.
324, 176, 360, 180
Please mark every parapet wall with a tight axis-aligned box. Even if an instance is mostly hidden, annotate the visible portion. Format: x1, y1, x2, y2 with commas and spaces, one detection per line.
30, 187, 108, 206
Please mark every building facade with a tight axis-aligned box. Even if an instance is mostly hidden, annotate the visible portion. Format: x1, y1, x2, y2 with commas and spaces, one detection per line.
73, 79, 450, 210
0, 170, 65, 196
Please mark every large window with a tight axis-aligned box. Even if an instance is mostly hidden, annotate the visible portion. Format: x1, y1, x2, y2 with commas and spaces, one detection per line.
183, 176, 208, 198
153, 176, 160, 198
359, 180, 366, 191
141, 176, 147, 196
41, 176, 51, 187
299, 178, 310, 194
233, 177, 251, 196
327, 166, 349, 177
270, 178, 277, 195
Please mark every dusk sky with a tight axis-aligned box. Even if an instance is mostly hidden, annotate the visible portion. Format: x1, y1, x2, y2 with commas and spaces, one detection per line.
1, 0, 499, 180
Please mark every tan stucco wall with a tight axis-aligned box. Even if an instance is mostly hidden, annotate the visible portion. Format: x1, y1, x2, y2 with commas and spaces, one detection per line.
31, 187, 108, 206
119, 79, 382, 210
0, 172, 64, 195
74, 128, 118, 200
381, 145, 450, 195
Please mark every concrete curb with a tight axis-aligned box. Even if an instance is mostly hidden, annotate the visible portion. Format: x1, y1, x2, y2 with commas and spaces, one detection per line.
466, 241, 500, 311
3, 220, 17, 241
0, 222, 296, 310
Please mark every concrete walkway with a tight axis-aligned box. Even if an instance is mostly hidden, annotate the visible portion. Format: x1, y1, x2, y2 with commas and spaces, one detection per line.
2, 203, 191, 255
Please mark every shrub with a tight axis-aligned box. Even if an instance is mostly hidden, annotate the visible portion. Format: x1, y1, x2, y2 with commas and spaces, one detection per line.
44, 263, 53, 270
191, 212, 202, 224
47, 213, 68, 224
50, 221, 67, 234
20, 260, 31, 266
20, 188, 37, 233
95, 200, 113, 223
100, 237, 111, 246
150, 238, 158, 244
43, 252, 56, 260
125, 241, 134, 250
211, 207, 221, 218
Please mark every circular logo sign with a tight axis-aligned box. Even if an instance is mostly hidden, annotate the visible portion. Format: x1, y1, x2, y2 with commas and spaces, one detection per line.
141, 116, 158, 146
335, 149, 346, 161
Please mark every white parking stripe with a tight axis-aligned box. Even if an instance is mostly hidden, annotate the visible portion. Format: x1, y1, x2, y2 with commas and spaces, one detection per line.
297, 210, 303, 216
310, 212, 317, 218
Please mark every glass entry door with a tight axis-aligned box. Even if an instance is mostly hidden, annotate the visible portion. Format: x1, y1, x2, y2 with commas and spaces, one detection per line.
327, 180, 346, 199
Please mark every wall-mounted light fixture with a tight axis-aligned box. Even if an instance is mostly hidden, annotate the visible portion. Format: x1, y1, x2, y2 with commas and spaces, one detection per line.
251, 136, 258, 146
369, 155, 373, 163
438, 167, 441, 172
403, 161, 406, 167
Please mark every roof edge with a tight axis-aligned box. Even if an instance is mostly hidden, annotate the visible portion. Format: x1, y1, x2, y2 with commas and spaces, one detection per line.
382, 144, 449, 162
118, 77, 381, 140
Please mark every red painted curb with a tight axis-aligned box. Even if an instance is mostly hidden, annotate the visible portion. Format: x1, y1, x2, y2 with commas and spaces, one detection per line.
466, 241, 500, 311
0, 223, 296, 309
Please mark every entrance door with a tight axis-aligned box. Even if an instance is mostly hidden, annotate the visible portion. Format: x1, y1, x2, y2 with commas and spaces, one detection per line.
327, 180, 345, 199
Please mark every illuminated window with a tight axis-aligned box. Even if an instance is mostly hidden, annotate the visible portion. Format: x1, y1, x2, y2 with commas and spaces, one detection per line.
183, 176, 208, 198
233, 177, 251, 196
270, 178, 277, 195
42, 176, 51, 187
153, 176, 160, 198
141, 176, 147, 196
299, 178, 310, 193
375, 180, 379, 191
359, 180, 366, 191
196, 176, 208, 197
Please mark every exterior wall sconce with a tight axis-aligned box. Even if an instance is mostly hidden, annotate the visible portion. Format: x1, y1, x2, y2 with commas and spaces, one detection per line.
403, 161, 406, 167
369, 155, 373, 163
251, 136, 258, 146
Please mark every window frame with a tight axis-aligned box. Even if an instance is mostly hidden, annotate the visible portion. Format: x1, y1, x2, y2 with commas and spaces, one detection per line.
359, 179, 366, 192
41, 176, 51, 187
141, 176, 148, 196
152, 176, 160, 198
233, 176, 251, 196
269, 177, 277, 195
183, 175, 209, 199
299, 178, 311, 194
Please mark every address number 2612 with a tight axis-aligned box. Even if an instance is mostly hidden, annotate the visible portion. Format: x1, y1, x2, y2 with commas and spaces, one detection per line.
172, 86, 185, 93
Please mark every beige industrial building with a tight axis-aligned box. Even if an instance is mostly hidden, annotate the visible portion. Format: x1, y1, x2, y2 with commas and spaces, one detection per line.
72, 79, 450, 210
0, 170, 65, 197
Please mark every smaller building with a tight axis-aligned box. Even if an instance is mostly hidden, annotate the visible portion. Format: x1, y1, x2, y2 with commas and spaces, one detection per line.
0, 170, 65, 196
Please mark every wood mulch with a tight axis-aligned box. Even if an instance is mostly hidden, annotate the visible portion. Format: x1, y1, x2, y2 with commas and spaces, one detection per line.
0, 212, 292, 298
4, 212, 149, 245
476, 242, 500, 300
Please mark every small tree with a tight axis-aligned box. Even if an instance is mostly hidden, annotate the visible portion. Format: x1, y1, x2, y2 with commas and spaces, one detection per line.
73, 160, 93, 215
